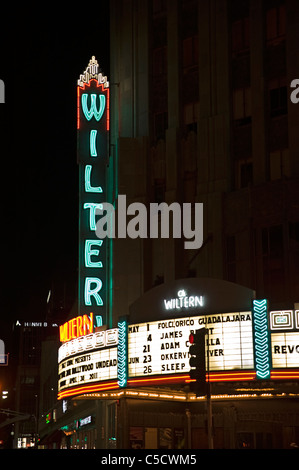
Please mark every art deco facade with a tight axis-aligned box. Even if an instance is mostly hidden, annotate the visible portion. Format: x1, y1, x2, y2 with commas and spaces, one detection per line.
110, 0, 299, 319
35, 0, 299, 450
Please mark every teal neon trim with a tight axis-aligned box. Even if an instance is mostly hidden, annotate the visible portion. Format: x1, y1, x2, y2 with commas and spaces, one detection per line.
90, 130, 98, 157
82, 93, 105, 121
95, 315, 103, 327
84, 277, 103, 306
252, 299, 271, 380
85, 165, 103, 193
117, 320, 128, 388
83, 202, 103, 231
85, 240, 103, 268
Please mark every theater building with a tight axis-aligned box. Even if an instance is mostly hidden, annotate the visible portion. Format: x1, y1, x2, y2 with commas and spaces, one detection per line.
38, 0, 299, 449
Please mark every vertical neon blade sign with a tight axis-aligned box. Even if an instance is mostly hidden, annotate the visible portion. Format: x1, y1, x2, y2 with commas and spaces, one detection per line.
77, 57, 110, 327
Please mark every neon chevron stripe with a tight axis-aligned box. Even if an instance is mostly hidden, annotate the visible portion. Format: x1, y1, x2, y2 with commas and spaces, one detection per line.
118, 320, 128, 388
253, 299, 271, 379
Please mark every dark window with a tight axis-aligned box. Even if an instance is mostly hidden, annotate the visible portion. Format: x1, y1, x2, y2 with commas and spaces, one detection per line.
153, 47, 167, 76
226, 235, 236, 282
262, 225, 285, 301
233, 88, 252, 126
289, 222, 299, 244
270, 86, 287, 117
235, 159, 253, 189
266, 4, 286, 45
232, 18, 250, 57
154, 112, 168, 141
240, 161, 253, 188
183, 36, 198, 69
154, 178, 165, 203
152, 0, 166, 16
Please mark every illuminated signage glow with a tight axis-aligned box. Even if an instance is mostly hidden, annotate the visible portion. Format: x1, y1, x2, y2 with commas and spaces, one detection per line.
56, 286, 299, 399
164, 290, 203, 310
59, 313, 94, 343
79, 415, 92, 427
117, 320, 128, 388
77, 56, 110, 328
269, 310, 299, 330
58, 328, 118, 362
271, 332, 299, 368
58, 348, 117, 392
127, 312, 254, 379
252, 299, 271, 379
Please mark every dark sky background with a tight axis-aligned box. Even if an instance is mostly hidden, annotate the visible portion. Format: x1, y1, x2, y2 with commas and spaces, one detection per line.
0, 8, 110, 348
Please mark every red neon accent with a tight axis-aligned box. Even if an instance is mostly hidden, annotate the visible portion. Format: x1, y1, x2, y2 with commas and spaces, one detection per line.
60, 368, 293, 400
77, 79, 110, 131
57, 380, 119, 400
106, 85, 110, 131
77, 86, 80, 129
271, 369, 299, 380
208, 371, 256, 382
187, 370, 256, 381
128, 371, 256, 387
128, 375, 190, 387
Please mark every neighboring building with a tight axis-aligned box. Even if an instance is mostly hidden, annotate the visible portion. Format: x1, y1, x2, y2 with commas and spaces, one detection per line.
13, 320, 58, 448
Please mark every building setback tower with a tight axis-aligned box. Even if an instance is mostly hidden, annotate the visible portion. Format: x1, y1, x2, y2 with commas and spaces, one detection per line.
110, 0, 299, 319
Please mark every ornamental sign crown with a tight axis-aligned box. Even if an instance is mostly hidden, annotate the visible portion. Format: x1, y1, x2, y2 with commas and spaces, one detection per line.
77, 56, 109, 88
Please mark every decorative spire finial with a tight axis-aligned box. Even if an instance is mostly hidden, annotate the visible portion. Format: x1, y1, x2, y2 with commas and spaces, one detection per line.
77, 56, 109, 88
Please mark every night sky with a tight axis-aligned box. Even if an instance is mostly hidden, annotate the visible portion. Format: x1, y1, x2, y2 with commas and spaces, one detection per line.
0, 9, 110, 347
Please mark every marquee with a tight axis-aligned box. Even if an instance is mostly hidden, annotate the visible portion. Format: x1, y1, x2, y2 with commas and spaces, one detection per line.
57, 295, 299, 400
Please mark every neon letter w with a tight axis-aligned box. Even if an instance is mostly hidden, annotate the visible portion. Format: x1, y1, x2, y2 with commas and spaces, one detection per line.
82, 93, 106, 121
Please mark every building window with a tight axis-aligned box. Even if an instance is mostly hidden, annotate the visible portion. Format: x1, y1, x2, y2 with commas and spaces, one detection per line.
154, 178, 165, 203
153, 47, 167, 77
262, 225, 285, 301
266, 4, 286, 46
269, 148, 290, 180
233, 87, 251, 126
236, 159, 253, 188
183, 102, 199, 132
154, 112, 168, 141
152, 0, 167, 16
226, 235, 236, 282
269, 79, 287, 117
183, 35, 198, 69
231, 17, 250, 57
289, 222, 299, 247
